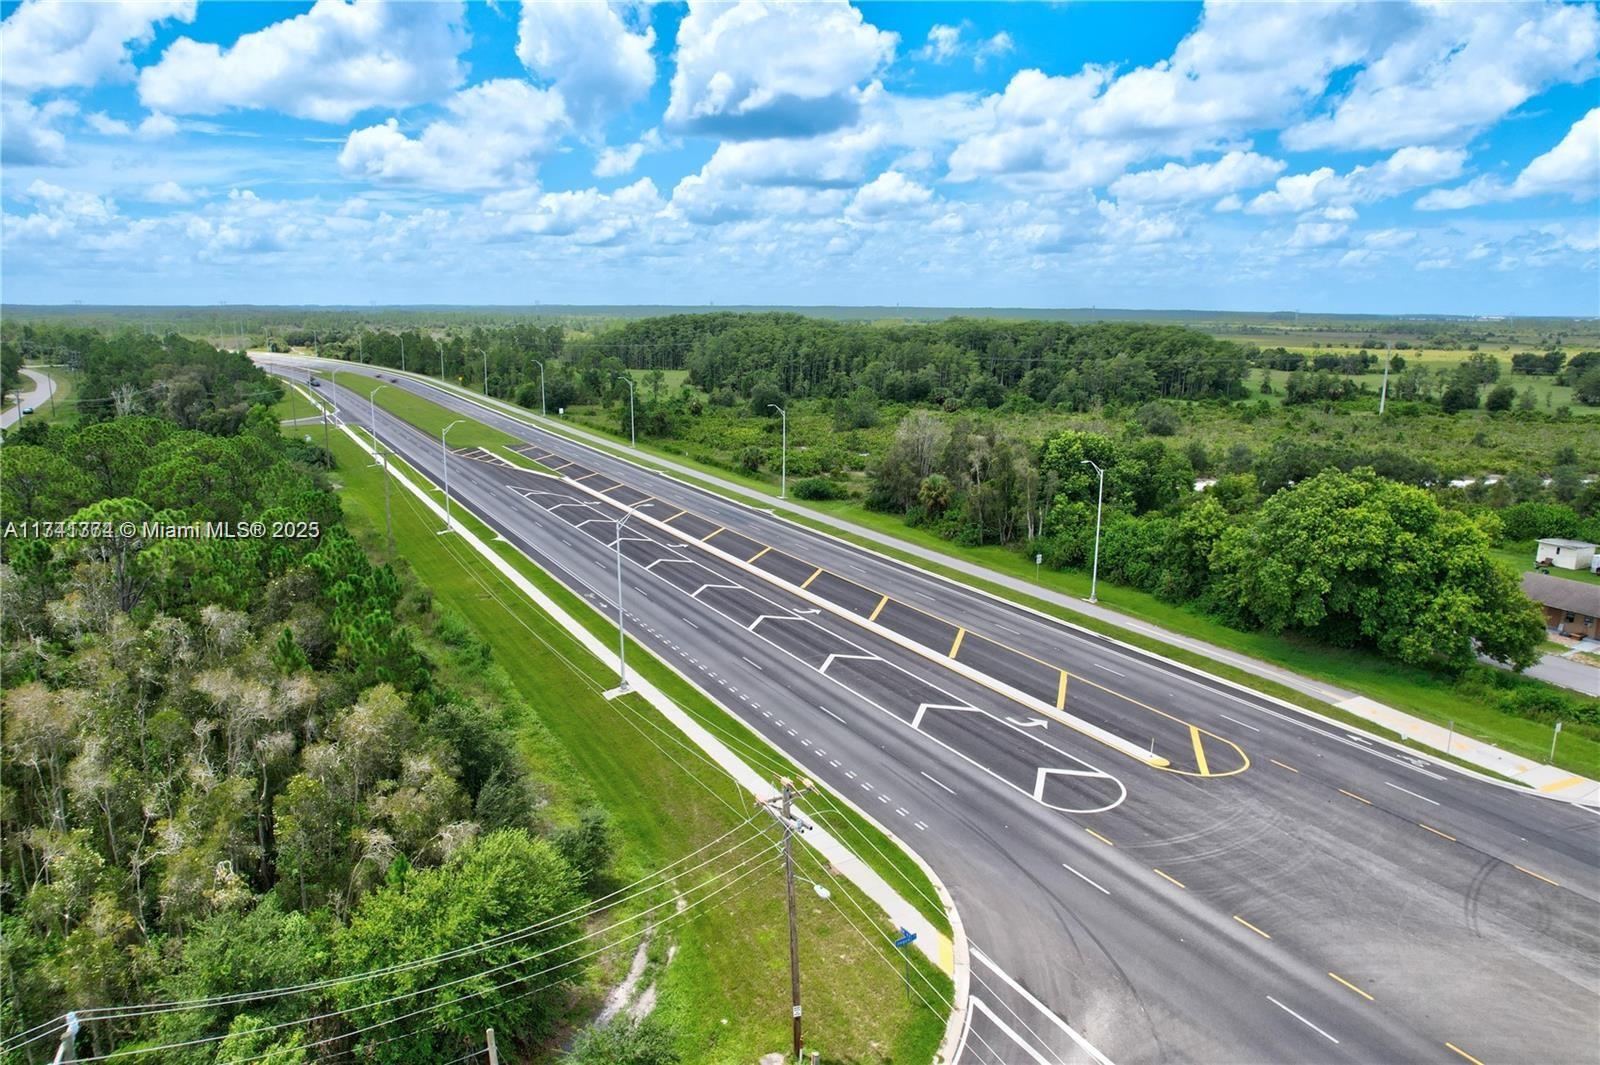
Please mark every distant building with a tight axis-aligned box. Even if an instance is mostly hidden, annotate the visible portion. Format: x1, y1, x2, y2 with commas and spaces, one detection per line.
1534, 538, 1596, 572
1520, 572, 1600, 639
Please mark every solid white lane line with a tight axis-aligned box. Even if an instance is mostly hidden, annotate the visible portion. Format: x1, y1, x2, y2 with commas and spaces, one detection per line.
1061, 862, 1110, 895
1267, 996, 1339, 1044
817, 705, 845, 724
969, 948, 1114, 1065
920, 771, 955, 795
1218, 713, 1261, 732
1093, 662, 1126, 677
1383, 781, 1439, 806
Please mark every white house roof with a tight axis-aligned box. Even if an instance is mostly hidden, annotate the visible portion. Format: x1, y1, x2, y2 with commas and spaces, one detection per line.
1536, 538, 1597, 550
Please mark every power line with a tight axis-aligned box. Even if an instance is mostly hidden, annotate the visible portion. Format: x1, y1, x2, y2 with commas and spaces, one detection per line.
67, 847, 780, 1063
5, 819, 772, 1050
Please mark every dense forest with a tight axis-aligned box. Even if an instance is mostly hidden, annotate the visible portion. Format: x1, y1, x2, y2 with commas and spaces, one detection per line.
0, 342, 618, 1062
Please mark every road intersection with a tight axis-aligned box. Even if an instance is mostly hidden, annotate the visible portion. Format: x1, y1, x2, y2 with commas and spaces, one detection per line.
268, 359, 1600, 1065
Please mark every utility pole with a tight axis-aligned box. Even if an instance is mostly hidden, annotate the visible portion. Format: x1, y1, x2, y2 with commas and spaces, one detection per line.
1081, 459, 1106, 604
614, 374, 636, 446
761, 778, 812, 1064
769, 403, 787, 498
485, 1028, 499, 1065
1379, 341, 1392, 415
52, 1012, 79, 1064
533, 359, 547, 416
439, 419, 464, 534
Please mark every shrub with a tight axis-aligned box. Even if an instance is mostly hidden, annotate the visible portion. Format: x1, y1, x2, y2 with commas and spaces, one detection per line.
791, 476, 845, 500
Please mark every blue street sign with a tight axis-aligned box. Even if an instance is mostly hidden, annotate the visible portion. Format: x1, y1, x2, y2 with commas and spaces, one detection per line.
893, 928, 917, 949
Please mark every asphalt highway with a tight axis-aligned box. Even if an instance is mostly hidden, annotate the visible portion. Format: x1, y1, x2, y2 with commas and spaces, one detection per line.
268, 360, 1600, 1065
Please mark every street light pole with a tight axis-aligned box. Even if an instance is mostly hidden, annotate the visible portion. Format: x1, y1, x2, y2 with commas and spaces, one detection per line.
1081, 459, 1106, 604
768, 404, 787, 499
399, 333, 406, 373
480, 349, 489, 396
614, 374, 636, 447
533, 359, 546, 416
369, 385, 389, 466
1379, 341, 1392, 415
613, 511, 634, 693
439, 419, 464, 534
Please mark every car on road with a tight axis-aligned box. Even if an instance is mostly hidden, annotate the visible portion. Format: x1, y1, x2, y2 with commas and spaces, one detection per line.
21, 407, 33, 415
309, 379, 321, 388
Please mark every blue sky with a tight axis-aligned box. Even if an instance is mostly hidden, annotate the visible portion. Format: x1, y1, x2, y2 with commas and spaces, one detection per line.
1, 0, 1596, 313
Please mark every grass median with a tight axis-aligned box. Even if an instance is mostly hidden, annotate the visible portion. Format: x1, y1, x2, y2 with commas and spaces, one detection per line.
322, 423, 951, 1063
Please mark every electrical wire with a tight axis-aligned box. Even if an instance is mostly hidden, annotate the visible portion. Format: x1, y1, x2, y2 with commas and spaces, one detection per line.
3, 819, 772, 1050
70, 847, 780, 1064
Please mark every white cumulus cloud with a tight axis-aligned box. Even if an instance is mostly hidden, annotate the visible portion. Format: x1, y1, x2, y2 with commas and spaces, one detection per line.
139, 0, 468, 123
517, 1, 656, 130
1, 97, 76, 165
665, 0, 897, 139
1246, 146, 1466, 214
1419, 108, 1600, 210
1285, 2, 1600, 151
1110, 150, 1285, 203
846, 171, 934, 220
1, 0, 194, 92
339, 79, 567, 191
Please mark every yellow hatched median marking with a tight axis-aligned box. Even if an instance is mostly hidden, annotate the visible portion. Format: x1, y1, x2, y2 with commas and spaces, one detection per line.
1446, 1042, 1487, 1065
1513, 864, 1560, 887
1190, 726, 1210, 777
801, 567, 824, 589
1419, 823, 1457, 842
1233, 915, 1271, 939
1153, 868, 1186, 889
1328, 972, 1374, 1001
575, 471, 604, 482
702, 526, 726, 541
664, 508, 687, 522
748, 545, 772, 563
869, 595, 889, 622
1084, 828, 1114, 847
949, 627, 966, 658
1056, 670, 1068, 710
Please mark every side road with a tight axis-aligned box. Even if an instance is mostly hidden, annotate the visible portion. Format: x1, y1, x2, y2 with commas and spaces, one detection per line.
300, 383, 972, 1061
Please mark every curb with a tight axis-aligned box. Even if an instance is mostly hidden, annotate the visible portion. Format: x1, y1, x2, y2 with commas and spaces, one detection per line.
286, 373, 971, 1062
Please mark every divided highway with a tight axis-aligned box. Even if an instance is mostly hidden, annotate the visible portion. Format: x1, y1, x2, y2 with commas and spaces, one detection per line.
266, 359, 1600, 1065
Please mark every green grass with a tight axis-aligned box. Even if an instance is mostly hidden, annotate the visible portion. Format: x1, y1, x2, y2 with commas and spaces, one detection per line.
322, 424, 950, 1064
338, 379, 952, 935
1493, 540, 1600, 586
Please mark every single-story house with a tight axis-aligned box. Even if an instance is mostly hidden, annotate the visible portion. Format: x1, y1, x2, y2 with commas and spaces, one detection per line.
1520, 572, 1600, 639
1534, 538, 1596, 572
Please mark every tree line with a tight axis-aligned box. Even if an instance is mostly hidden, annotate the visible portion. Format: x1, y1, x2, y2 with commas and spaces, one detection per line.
0, 340, 617, 1062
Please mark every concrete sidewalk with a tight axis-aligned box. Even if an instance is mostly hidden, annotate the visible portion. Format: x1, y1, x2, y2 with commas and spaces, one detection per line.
301, 386, 970, 1059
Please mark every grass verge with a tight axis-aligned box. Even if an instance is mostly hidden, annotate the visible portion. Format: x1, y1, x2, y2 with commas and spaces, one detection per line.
324, 425, 951, 1063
